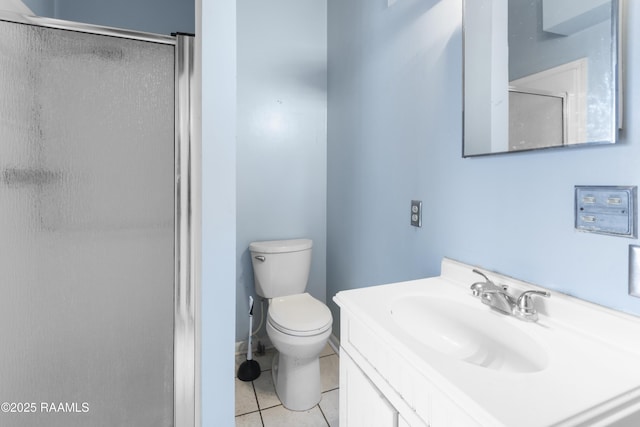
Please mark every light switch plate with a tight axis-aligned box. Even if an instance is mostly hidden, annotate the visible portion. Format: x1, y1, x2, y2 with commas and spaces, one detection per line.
575, 186, 637, 238
629, 245, 640, 298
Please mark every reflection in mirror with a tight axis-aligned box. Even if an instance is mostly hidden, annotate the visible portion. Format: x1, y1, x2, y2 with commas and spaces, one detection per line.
463, 0, 619, 157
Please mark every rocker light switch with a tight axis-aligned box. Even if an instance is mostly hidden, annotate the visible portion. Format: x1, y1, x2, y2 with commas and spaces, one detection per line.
575, 186, 637, 238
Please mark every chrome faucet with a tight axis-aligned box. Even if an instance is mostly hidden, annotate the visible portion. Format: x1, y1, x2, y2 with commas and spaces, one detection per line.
513, 290, 551, 322
480, 287, 517, 315
470, 269, 507, 296
470, 270, 550, 322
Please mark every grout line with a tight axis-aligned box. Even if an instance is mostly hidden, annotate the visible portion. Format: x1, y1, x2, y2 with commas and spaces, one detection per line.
259, 403, 281, 411
235, 409, 261, 417
257, 403, 265, 427
250, 380, 263, 425
320, 352, 339, 359
317, 402, 331, 427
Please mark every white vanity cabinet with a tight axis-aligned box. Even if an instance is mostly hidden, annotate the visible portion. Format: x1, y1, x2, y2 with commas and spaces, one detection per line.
340, 350, 419, 427
338, 306, 479, 427
335, 258, 640, 427
340, 350, 397, 427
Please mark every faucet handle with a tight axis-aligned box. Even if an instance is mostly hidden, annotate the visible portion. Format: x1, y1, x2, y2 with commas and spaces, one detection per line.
470, 282, 483, 296
472, 269, 491, 282
470, 269, 508, 296
515, 290, 550, 321
471, 269, 489, 296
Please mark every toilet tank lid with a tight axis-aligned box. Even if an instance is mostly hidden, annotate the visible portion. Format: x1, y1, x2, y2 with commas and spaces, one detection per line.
249, 238, 312, 254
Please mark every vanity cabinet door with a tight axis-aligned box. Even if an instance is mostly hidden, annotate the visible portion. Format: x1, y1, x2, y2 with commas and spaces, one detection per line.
340, 350, 398, 427
398, 415, 410, 427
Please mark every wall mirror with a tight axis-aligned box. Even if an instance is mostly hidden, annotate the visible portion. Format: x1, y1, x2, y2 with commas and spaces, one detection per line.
463, 0, 620, 157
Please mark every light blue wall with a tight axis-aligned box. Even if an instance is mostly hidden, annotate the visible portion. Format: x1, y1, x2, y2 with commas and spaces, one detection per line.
22, 0, 194, 35
201, 0, 236, 424
236, 0, 327, 342
20, 0, 53, 16
327, 0, 640, 338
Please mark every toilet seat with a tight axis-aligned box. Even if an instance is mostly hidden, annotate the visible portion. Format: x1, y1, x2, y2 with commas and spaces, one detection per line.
268, 293, 332, 337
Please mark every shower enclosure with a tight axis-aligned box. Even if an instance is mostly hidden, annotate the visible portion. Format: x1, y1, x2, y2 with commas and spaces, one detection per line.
0, 12, 197, 427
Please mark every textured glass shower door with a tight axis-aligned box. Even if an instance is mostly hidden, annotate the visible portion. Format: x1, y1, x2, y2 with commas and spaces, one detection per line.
0, 17, 181, 427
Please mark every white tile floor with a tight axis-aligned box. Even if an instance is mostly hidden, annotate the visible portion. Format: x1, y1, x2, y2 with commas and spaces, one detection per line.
235, 344, 339, 427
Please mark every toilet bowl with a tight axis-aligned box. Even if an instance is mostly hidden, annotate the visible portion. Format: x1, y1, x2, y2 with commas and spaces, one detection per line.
267, 293, 332, 410
249, 239, 333, 411
267, 293, 332, 411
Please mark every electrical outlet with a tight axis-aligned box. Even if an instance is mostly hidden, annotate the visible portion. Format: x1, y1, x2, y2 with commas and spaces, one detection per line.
411, 200, 422, 227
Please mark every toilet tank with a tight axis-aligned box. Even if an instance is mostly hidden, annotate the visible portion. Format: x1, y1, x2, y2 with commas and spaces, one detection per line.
249, 239, 313, 298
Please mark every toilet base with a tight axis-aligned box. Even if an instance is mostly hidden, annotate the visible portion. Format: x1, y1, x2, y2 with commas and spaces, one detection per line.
272, 351, 321, 411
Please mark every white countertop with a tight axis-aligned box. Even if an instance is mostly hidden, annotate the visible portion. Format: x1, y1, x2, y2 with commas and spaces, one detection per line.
334, 258, 640, 426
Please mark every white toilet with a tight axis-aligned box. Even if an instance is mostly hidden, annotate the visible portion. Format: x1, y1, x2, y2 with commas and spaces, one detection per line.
249, 238, 333, 411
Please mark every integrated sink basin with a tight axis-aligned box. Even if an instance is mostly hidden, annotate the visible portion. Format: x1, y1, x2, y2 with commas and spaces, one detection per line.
389, 295, 548, 373
335, 258, 640, 426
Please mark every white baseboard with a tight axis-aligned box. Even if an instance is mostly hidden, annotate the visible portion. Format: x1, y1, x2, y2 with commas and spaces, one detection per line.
328, 333, 340, 354
236, 333, 340, 356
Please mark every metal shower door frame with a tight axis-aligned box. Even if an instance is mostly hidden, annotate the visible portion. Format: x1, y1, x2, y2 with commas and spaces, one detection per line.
174, 32, 198, 427
0, 11, 199, 427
